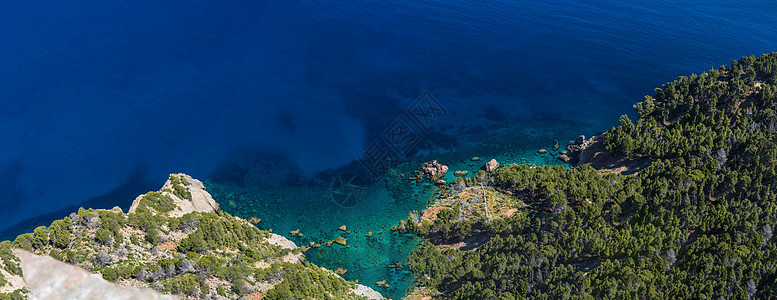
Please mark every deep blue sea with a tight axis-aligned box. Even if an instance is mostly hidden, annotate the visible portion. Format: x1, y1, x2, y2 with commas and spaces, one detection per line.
1, 0, 776, 297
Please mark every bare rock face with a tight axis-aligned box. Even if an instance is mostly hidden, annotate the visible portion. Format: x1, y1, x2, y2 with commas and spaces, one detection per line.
17, 250, 177, 300
267, 233, 297, 250
484, 159, 499, 172
353, 284, 384, 299
129, 173, 219, 217
421, 160, 448, 181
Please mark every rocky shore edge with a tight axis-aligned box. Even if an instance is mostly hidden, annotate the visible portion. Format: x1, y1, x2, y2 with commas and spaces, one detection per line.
0, 173, 383, 300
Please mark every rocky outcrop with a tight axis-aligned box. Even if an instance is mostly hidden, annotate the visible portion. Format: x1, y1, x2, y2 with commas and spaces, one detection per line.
267, 233, 297, 250
421, 160, 448, 181
320, 267, 384, 300
129, 173, 219, 217
484, 159, 499, 172
575, 135, 586, 145
5, 173, 384, 300
17, 250, 176, 300
353, 284, 384, 299
570, 135, 651, 175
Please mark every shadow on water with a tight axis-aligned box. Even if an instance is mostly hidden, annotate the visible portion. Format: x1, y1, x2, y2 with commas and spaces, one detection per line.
207, 146, 306, 187
0, 161, 26, 214
0, 166, 158, 242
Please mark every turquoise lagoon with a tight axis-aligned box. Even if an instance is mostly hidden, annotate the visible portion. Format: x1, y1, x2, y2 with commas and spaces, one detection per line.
207, 117, 605, 299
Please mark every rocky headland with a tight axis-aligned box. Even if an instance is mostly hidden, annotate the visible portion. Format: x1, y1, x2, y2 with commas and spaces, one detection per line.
0, 174, 382, 300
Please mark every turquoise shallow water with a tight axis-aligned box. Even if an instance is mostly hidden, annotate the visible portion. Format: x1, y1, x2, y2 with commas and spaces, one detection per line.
208, 117, 601, 299
3, 0, 775, 298
3, 0, 776, 233
208, 160, 433, 299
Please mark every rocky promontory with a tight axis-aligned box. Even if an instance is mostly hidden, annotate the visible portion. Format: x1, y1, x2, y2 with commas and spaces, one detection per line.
567, 135, 651, 175
0, 174, 382, 300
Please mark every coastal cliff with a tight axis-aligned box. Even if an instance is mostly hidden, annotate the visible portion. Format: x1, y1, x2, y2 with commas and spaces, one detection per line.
405, 52, 777, 299
0, 174, 382, 299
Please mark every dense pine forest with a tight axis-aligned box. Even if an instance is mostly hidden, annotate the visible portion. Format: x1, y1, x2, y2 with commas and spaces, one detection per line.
407, 53, 777, 299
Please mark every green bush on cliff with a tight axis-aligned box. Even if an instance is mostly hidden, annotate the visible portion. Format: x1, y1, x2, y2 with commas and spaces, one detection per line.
264, 262, 363, 300
95, 229, 113, 245
12, 233, 33, 251
0, 290, 26, 300
138, 191, 176, 214
175, 211, 267, 253
0, 241, 20, 276
48, 218, 72, 248
177, 231, 205, 253
31, 226, 48, 250
101, 267, 119, 282
163, 273, 208, 296
169, 174, 192, 200
96, 211, 125, 244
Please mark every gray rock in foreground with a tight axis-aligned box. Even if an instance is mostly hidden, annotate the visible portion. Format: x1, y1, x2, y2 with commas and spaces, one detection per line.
17, 249, 178, 300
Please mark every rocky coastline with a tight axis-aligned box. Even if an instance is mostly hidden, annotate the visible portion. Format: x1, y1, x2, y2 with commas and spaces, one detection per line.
0, 174, 383, 300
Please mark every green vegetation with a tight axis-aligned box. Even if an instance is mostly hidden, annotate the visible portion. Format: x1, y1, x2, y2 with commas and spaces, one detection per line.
136, 192, 177, 214
261, 262, 364, 300
408, 53, 777, 299
0, 162, 378, 300
0, 290, 26, 300
0, 174, 370, 299
169, 174, 192, 200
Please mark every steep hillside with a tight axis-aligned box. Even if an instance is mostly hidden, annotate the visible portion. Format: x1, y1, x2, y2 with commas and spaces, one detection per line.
406, 52, 777, 299
0, 174, 381, 300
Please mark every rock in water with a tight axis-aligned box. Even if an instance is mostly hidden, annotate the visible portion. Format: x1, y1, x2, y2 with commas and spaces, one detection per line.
558, 154, 571, 162
484, 159, 499, 172
421, 160, 448, 181
17, 250, 177, 300
575, 135, 586, 145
